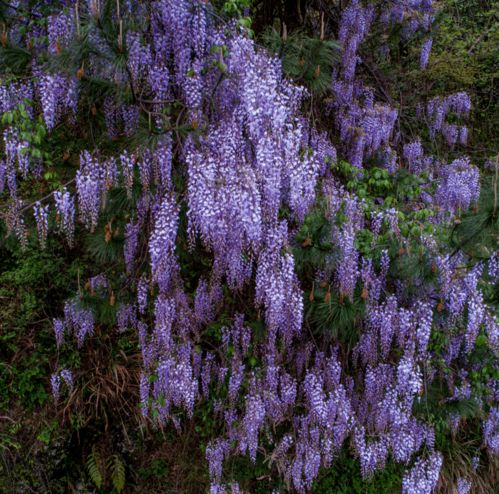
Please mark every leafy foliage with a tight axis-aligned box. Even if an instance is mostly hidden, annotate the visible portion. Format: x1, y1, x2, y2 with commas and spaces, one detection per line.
86, 448, 104, 489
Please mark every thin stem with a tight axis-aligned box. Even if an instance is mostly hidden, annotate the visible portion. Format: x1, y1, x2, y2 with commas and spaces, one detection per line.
118, 19, 123, 51
16, 178, 76, 214
75, 1, 80, 38
493, 154, 498, 218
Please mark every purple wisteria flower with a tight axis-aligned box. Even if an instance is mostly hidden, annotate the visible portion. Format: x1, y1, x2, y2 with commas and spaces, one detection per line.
149, 193, 179, 293
53, 318, 65, 348
33, 202, 49, 248
76, 151, 104, 231
54, 188, 75, 246
420, 38, 433, 69
402, 452, 443, 494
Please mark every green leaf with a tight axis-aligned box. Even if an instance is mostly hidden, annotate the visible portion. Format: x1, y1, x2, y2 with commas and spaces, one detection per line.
110, 455, 126, 493
86, 449, 103, 489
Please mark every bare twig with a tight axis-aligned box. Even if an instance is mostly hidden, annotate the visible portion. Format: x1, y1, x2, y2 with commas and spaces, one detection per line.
467, 24, 495, 56
19, 178, 76, 213
493, 154, 498, 218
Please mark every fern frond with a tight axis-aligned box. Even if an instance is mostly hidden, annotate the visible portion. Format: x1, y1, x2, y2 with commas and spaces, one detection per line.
109, 454, 126, 493
86, 448, 103, 489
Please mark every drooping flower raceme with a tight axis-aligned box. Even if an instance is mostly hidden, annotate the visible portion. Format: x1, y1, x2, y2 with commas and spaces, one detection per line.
149, 193, 179, 294
76, 151, 105, 231
53, 188, 75, 246
33, 202, 49, 248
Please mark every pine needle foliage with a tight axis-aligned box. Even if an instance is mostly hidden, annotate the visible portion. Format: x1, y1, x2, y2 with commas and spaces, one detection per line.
306, 286, 365, 346
262, 27, 340, 95
0, 44, 31, 75
83, 190, 131, 265
451, 175, 499, 260
412, 379, 481, 425
293, 201, 334, 276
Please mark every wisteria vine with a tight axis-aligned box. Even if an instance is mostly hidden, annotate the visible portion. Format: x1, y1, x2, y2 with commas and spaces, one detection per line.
0, 1, 497, 493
